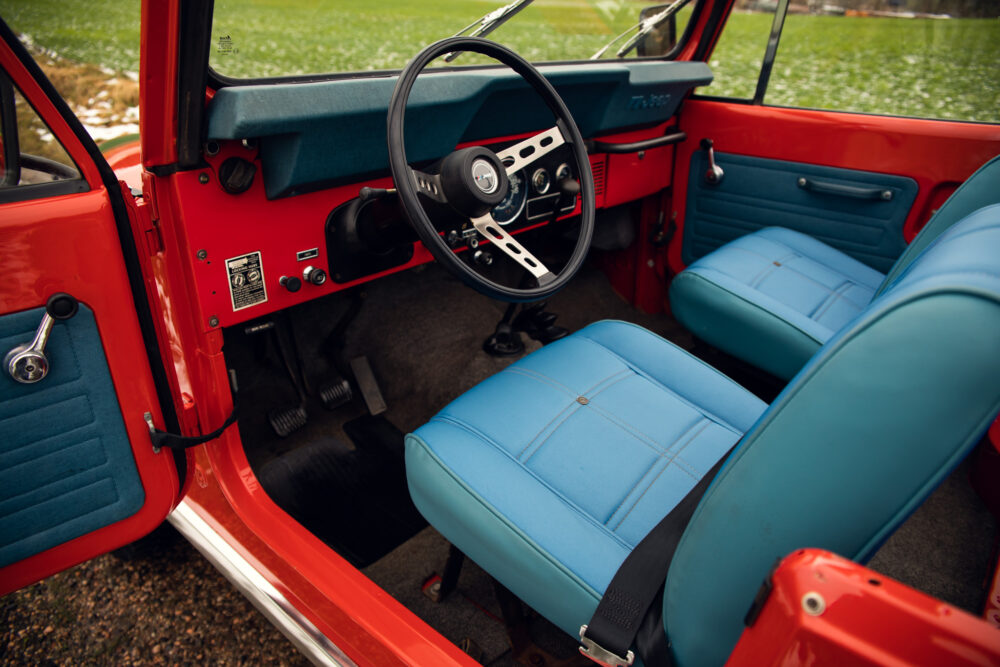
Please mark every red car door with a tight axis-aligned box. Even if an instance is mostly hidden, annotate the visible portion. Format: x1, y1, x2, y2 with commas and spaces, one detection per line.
0, 20, 178, 594
667, 1, 1000, 277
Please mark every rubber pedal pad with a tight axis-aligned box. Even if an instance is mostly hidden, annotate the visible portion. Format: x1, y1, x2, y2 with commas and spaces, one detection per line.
268, 404, 307, 437
319, 377, 353, 411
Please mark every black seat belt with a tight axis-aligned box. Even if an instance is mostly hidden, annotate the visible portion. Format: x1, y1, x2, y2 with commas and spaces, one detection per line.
579, 451, 731, 667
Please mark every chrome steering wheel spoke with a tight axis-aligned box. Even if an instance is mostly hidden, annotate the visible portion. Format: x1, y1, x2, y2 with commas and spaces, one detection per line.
495, 126, 566, 176
471, 212, 555, 284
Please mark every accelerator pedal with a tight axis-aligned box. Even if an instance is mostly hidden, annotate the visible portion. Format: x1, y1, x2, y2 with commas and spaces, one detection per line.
350, 356, 386, 416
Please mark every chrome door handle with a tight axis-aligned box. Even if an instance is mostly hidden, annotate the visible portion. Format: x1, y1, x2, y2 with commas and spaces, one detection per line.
5, 293, 78, 384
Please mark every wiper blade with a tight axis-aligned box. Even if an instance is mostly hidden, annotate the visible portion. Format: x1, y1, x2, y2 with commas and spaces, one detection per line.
445, 0, 535, 62
590, 0, 693, 60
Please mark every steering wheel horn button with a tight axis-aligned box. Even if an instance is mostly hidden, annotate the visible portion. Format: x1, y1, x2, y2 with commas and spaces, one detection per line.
439, 146, 509, 216
471, 159, 499, 195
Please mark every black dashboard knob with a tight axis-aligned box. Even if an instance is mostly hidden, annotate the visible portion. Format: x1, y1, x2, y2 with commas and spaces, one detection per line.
279, 276, 302, 292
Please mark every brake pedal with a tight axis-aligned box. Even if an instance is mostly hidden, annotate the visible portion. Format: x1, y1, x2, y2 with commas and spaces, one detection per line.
318, 376, 353, 411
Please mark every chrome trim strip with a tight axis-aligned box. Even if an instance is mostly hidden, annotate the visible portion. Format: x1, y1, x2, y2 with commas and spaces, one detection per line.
168, 501, 356, 667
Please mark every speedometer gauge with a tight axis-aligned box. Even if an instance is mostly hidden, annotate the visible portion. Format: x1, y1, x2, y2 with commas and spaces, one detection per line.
491, 169, 527, 225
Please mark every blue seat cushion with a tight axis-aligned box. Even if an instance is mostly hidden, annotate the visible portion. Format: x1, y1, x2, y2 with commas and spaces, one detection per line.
670, 227, 884, 379
405, 320, 767, 638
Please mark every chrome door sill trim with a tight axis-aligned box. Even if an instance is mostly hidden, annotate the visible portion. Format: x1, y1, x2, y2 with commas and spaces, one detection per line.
168, 500, 356, 667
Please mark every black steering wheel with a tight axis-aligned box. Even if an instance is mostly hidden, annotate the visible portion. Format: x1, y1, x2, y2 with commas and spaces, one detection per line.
387, 37, 595, 302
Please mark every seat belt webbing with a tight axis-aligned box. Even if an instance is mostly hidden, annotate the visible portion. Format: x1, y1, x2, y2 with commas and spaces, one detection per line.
580, 451, 730, 667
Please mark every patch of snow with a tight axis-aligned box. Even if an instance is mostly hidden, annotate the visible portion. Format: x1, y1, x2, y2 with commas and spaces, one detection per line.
84, 122, 140, 142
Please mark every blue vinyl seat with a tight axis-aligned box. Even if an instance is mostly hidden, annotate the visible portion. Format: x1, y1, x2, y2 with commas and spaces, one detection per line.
406, 204, 1000, 667
669, 155, 1000, 379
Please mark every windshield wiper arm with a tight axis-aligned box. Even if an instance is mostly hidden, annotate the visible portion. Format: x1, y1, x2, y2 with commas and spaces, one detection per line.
445, 0, 535, 62
590, 0, 693, 60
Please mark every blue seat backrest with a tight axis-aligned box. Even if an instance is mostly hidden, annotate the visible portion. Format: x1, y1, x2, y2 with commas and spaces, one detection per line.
663, 203, 1000, 667
876, 154, 1000, 296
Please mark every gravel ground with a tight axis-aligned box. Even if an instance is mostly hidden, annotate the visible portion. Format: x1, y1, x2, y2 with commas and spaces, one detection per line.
1, 526, 308, 666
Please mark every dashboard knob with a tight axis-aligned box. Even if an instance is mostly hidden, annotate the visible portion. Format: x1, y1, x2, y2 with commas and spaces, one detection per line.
473, 250, 493, 266
303, 266, 327, 286
279, 276, 302, 292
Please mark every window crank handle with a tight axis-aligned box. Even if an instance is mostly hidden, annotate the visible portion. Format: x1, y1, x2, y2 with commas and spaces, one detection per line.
701, 138, 724, 185
4, 293, 79, 384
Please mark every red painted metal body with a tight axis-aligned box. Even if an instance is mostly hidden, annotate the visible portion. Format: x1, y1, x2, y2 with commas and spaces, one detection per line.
5, 0, 1000, 663
728, 549, 1000, 666
0, 36, 178, 594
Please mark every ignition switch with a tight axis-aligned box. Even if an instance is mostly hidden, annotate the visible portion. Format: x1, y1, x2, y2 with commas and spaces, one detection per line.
303, 265, 327, 286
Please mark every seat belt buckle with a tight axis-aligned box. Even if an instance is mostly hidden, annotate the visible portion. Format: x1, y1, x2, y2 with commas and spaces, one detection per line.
579, 625, 635, 667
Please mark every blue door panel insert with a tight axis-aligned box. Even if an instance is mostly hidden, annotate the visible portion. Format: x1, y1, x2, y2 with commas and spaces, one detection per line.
0, 304, 144, 568
682, 152, 918, 272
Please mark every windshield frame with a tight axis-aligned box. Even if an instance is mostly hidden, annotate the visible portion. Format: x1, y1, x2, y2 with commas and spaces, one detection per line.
204, 0, 710, 89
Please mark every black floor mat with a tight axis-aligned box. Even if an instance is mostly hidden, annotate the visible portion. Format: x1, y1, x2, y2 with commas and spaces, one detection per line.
257, 418, 426, 568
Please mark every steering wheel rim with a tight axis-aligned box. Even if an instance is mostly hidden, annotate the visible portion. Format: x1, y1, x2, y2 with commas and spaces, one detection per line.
387, 36, 596, 302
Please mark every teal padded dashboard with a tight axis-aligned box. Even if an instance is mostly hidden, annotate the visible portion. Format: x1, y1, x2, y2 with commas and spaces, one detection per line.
0, 305, 144, 568
206, 61, 712, 198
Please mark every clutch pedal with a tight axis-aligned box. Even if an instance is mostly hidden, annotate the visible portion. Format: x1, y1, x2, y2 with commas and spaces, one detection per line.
268, 404, 308, 437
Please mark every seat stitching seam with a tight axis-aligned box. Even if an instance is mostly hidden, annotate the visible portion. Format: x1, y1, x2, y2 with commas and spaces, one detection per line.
604, 417, 705, 526
517, 401, 580, 460
503, 367, 576, 397
766, 234, 882, 286
610, 421, 710, 531
808, 279, 851, 318
429, 414, 634, 550
674, 273, 829, 343
584, 403, 675, 455
515, 368, 632, 459
573, 337, 745, 434
522, 371, 641, 462
586, 368, 633, 397
811, 280, 869, 321
749, 250, 798, 289
520, 404, 582, 463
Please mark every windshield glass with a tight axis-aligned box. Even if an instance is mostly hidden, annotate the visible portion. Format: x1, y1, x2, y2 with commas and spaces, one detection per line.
209, 0, 697, 79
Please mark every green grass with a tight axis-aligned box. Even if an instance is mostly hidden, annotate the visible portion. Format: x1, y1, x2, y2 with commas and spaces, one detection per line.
1, 0, 997, 122
710, 12, 1000, 122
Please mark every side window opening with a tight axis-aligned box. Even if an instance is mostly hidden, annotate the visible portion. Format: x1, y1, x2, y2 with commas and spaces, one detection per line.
698, 0, 1000, 124
0, 70, 81, 189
